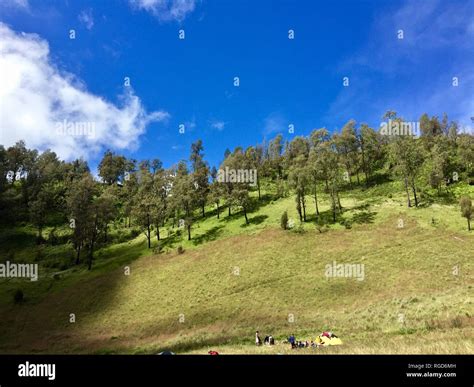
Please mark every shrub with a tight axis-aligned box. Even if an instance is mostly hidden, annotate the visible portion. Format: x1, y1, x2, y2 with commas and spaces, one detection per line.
34, 246, 45, 262
153, 243, 164, 254
13, 289, 24, 304
280, 211, 289, 230
315, 218, 328, 233
177, 246, 185, 255
293, 223, 305, 234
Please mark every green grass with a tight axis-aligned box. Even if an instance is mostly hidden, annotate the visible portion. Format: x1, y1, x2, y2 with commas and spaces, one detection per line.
0, 180, 473, 354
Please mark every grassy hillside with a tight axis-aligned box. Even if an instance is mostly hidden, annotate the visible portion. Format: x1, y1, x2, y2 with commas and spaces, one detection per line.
0, 180, 473, 354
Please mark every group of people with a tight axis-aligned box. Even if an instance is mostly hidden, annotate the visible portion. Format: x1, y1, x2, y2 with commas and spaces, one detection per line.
255, 330, 338, 348
255, 331, 275, 346
288, 331, 338, 349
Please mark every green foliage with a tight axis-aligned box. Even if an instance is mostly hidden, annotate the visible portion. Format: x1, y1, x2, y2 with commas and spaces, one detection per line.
459, 196, 472, 230
280, 210, 288, 230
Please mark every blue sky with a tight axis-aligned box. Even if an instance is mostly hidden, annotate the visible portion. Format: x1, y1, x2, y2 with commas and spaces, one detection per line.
0, 0, 472, 172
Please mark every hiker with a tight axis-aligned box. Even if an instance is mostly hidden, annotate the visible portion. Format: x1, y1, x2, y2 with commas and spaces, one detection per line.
269, 335, 275, 345
288, 334, 296, 348
255, 331, 262, 346
264, 335, 270, 345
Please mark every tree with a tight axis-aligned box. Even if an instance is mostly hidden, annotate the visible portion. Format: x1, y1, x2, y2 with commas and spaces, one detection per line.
288, 154, 310, 222
308, 129, 330, 216
389, 134, 424, 207
209, 178, 225, 219
133, 168, 155, 248
333, 120, 359, 187
232, 184, 251, 224
29, 192, 48, 242
190, 140, 209, 217
66, 174, 97, 265
460, 196, 472, 231
280, 210, 289, 230
359, 124, 384, 185
151, 168, 168, 241
98, 150, 127, 185
86, 192, 116, 269
170, 161, 196, 240
245, 145, 264, 199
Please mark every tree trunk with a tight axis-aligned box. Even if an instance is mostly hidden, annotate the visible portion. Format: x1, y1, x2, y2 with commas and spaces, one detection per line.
88, 216, 98, 270
202, 203, 205, 218
412, 182, 418, 207
331, 194, 336, 222
87, 250, 93, 270
228, 205, 231, 217
187, 224, 191, 240
337, 191, 342, 212
75, 244, 81, 265
147, 214, 151, 248
468, 218, 471, 231
216, 202, 220, 219
314, 184, 319, 216
244, 207, 249, 224
404, 177, 411, 207
257, 178, 261, 200
302, 193, 307, 222
360, 136, 369, 186
156, 225, 160, 241
296, 193, 303, 222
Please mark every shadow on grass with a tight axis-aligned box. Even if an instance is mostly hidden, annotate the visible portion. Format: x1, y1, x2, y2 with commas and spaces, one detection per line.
240, 214, 268, 228
351, 210, 377, 224
192, 225, 225, 246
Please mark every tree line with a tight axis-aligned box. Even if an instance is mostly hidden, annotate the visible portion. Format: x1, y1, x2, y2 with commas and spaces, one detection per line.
1, 111, 473, 269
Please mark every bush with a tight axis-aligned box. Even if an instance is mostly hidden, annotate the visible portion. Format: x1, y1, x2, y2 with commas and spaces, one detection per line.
315, 218, 329, 233
293, 223, 305, 234
280, 211, 289, 230
34, 246, 45, 262
177, 246, 185, 255
342, 219, 352, 229
153, 243, 164, 254
13, 289, 24, 304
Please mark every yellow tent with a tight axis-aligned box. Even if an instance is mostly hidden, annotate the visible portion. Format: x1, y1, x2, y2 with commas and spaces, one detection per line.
315, 335, 343, 346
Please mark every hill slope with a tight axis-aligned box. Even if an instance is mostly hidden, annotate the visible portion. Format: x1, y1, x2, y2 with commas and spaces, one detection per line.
0, 185, 473, 354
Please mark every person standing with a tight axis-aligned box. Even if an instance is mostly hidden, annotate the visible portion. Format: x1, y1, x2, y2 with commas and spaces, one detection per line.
255, 331, 262, 346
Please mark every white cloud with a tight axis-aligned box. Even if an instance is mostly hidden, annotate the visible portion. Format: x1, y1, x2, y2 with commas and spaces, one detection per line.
210, 120, 225, 131
78, 8, 94, 30
129, 0, 197, 22
0, 23, 169, 160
